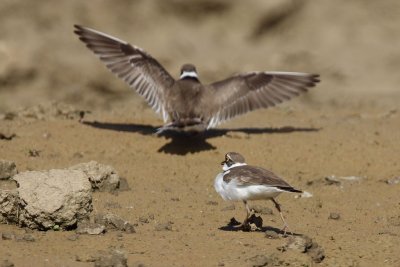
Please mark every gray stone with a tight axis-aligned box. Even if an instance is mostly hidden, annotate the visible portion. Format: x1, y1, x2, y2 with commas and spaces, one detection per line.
265, 230, 279, 239
284, 235, 325, 263
246, 254, 280, 267
94, 213, 135, 233
76, 222, 105, 235
1, 232, 15, 240
155, 222, 173, 231
13, 169, 92, 230
0, 160, 17, 180
69, 161, 120, 192
21, 233, 35, 242
94, 249, 128, 267
285, 235, 313, 253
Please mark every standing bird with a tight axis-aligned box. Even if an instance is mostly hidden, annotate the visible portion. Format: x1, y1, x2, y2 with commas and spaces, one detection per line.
214, 152, 302, 234
74, 25, 320, 134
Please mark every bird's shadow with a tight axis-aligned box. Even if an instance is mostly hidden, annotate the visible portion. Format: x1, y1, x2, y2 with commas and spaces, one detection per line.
218, 217, 301, 236
82, 121, 319, 155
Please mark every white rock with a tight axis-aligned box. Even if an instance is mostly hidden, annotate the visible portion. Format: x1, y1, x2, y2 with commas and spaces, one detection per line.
339, 176, 363, 181
13, 169, 92, 230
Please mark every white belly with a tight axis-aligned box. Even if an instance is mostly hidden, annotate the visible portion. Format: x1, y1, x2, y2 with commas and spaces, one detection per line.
214, 172, 283, 201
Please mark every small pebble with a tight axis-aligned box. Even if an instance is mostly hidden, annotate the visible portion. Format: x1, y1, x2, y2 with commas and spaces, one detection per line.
155, 222, 173, 231
67, 234, 80, 241
76, 223, 106, 235
265, 230, 279, 239
329, 212, 341, 220
1, 232, 15, 240
18, 234, 35, 242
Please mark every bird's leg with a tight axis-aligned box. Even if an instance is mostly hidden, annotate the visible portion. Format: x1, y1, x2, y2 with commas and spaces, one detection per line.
271, 198, 292, 236
240, 200, 251, 229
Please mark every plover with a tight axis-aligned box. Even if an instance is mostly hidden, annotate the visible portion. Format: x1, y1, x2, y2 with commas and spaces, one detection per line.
74, 25, 320, 134
214, 152, 302, 234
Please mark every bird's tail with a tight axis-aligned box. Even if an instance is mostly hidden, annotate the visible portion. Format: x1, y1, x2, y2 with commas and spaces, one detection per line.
277, 186, 303, 193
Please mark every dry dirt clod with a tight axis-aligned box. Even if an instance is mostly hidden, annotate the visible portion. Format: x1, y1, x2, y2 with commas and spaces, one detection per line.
0, 189, 19, 224
283, 235, 325, 263
246, 254, 281, 267
13, 169, 92, 230
94, 213, 135, 233
69, 161, 121, 192
76, 222, 106, 235
0, 160, 17, 180
93, 249, 128, 267
155, 221, 173, 231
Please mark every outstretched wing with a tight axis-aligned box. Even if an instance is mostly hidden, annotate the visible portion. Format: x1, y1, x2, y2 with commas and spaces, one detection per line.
206, 72, 319, 128
74, 25, 175, 122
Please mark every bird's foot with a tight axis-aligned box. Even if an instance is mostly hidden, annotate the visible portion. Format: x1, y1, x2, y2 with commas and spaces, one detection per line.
280, 223, 293, 237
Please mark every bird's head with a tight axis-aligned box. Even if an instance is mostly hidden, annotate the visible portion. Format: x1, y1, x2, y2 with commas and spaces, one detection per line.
221, 152, 246, 171
180, 64, 199, 80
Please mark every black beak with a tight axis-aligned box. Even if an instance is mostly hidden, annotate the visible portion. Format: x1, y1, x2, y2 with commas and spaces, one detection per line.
221, 160, 225, 166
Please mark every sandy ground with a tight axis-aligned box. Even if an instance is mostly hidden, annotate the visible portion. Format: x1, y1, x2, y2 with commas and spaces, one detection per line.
1, 0, 400, 266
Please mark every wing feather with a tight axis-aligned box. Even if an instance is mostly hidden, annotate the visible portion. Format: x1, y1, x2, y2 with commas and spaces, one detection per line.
74, 25, 175, 122
207, 72, 319, 128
